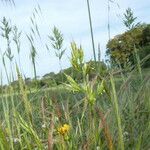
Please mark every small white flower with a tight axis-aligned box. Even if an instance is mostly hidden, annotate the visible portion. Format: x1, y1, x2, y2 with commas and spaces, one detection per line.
123, 131, 129, 136
123, 131, 129, 141
42, 123, 46, 128
13, 138, 20, 143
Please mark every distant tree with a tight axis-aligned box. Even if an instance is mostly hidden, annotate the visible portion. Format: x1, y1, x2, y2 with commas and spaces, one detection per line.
43, 72, 55, 79
106, 8, 147, 68
106, 24, 150, 68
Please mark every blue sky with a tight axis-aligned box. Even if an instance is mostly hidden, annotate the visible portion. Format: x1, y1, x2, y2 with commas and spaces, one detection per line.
0, 0, 150, 83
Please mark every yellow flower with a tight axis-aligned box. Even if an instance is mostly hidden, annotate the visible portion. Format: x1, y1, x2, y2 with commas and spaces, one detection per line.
63, 124, 70, 130
57, 124, 70, 136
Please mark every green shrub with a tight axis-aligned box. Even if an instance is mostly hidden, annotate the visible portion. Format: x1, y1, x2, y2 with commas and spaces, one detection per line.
106, 24, 150, 68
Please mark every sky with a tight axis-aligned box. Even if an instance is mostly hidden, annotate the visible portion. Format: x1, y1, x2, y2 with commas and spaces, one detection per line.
0, 0, 150, 83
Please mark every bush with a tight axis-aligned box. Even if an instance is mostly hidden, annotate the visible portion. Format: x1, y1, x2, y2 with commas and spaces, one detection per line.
106, 24, 150, 68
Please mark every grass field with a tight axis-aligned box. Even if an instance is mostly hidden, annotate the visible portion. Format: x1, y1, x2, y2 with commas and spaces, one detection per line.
0, 67, 149, 150
0, 2, 150, 149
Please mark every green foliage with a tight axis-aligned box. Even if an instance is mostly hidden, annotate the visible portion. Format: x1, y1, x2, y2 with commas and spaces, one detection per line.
12, 26, 21, 54
0, 41, 149, 150
0, 60, 107, 92
106, 24, 150, 68
107, 8, 150, 69
142, 24, 150, 45
123, 8, 140, 30
70, 42, 84, 71
139, 45, 150, 68
49, 26, 66, 61
1, 17, 14, 61
0, 4, 149, 150
27, 34, 37, 79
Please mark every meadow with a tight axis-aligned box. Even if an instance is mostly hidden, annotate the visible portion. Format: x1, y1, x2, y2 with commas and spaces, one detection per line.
0, 1, 150, 150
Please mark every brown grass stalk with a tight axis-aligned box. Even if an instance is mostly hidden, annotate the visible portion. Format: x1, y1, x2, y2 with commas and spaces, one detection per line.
96, 108, 114, 150
48, 113, 54, 150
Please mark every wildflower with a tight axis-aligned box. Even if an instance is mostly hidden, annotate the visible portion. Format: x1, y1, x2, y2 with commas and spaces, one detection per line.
42, 123, 46, 128
57, 124, 70, 136
123, 131, 129, 141
118, 40, 122, 44
13, 138, 21, 144
96, 146, 100, 150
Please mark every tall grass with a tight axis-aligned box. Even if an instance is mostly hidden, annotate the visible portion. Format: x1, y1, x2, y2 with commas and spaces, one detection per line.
86, 0, 96, 62
0, 2, 149, 150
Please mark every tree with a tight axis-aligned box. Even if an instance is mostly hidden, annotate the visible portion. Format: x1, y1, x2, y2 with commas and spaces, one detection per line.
106, 24, 150, 68
106, 8, 149, 68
